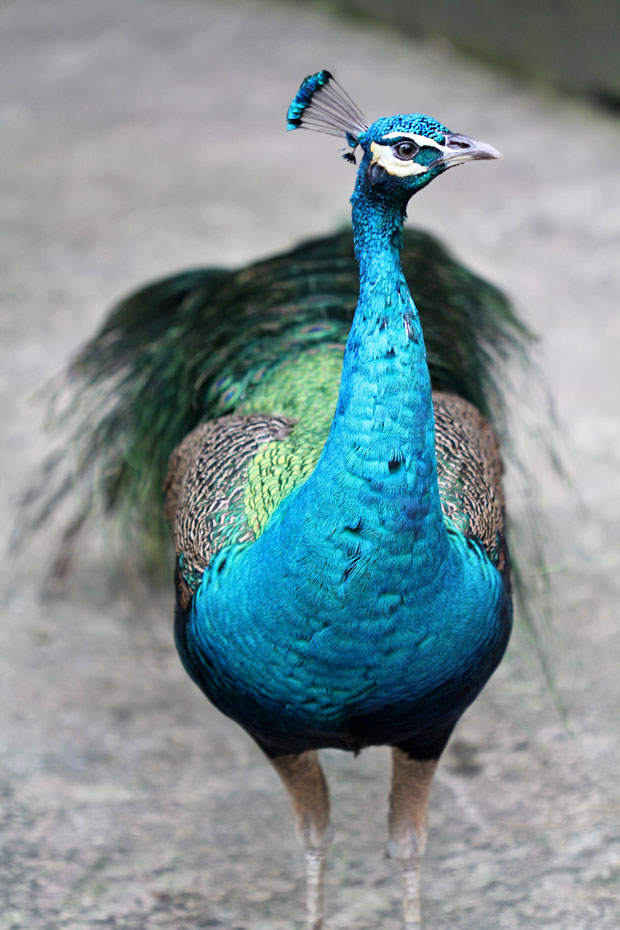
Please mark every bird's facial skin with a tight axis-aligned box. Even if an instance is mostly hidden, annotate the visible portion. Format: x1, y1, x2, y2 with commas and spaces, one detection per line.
369, 131, 502, 177
357, 116, 501, 196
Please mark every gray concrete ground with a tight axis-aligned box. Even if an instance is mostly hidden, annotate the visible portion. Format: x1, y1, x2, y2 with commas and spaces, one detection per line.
2, 1, 619, 928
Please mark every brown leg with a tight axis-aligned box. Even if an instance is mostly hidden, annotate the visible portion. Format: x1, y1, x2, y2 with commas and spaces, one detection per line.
269, 750, 333, 930
387, 748, 438, 929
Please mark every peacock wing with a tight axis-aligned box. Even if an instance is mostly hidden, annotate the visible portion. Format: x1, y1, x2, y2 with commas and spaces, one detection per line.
433, 391, 507, 571
164, 414, 294, 608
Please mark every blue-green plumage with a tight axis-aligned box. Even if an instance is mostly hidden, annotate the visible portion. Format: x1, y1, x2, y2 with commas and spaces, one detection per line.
173, 102, 512, 763
34, 69, 528, 929
178, 527, 510, 756
286, 70, 333, 129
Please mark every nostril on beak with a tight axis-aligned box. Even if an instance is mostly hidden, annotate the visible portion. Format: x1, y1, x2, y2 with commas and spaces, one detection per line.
441, 134, 502, 162
447, 134, 474, 150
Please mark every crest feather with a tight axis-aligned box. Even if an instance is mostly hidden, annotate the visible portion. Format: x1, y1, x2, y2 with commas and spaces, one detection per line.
287, 70, 368, 159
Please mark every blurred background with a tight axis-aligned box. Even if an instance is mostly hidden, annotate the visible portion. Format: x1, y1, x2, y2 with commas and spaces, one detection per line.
2, 1, 619, 928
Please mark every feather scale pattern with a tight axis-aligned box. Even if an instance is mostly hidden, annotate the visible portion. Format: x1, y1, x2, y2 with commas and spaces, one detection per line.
164, 414, 295, 607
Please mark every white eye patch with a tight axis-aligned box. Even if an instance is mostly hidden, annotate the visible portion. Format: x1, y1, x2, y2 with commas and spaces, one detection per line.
370, 133, 449, 178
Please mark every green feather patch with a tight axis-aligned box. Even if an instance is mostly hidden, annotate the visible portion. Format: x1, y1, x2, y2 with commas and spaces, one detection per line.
237, 346, 344, 536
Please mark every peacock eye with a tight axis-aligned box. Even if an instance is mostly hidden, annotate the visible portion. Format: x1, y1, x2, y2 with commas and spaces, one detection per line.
391, 140, 419, 161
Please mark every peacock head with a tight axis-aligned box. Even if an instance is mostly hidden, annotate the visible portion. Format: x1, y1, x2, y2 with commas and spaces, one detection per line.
287, 70, 501, 202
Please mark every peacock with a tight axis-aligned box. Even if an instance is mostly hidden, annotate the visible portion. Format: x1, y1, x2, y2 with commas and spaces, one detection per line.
36, 71, 532, 929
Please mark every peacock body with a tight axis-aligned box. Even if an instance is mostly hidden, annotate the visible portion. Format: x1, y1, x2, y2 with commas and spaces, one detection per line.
164, 73, 513, 927
169, 195, 512, 760
43, 71, 529, 929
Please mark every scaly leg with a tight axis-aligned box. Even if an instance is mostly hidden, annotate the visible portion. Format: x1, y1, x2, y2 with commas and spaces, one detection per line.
387, 748, 438, 929
269, 750, 333, 930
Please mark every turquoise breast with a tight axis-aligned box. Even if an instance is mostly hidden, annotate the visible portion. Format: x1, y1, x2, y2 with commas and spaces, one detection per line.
176, 503, 511, 755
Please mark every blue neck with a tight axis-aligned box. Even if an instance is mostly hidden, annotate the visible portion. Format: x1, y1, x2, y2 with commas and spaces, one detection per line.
294, 174, 447, 564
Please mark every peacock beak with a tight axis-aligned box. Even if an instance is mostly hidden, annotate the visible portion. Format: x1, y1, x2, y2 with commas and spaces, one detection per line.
432, 133, 502, 168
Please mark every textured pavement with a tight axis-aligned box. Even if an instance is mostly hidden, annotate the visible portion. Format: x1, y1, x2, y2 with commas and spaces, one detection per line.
2, 1, 619, 928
